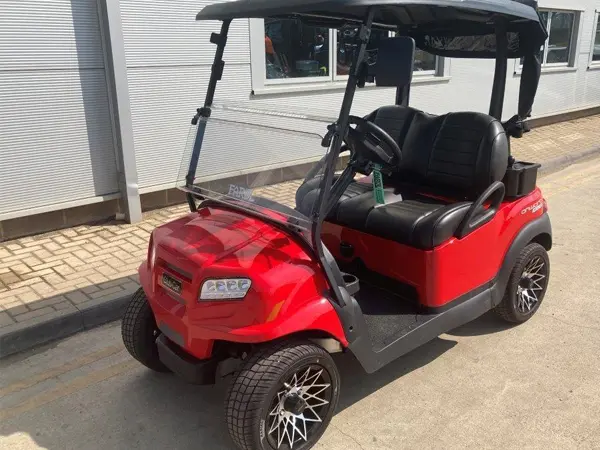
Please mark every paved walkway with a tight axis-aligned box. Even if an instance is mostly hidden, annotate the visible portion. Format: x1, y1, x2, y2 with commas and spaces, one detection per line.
1, 114, 599, 357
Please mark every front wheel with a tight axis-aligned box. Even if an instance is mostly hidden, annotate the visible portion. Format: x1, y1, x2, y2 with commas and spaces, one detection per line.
121, 288, 170, 372
494, 243, 550, 323
226, 340, 340, 450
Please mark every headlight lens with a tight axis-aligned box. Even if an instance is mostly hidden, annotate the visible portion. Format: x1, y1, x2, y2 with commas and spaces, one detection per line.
199, 278, 251, 301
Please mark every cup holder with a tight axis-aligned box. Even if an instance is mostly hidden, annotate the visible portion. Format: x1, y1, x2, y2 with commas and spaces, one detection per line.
341, 272, 360, 296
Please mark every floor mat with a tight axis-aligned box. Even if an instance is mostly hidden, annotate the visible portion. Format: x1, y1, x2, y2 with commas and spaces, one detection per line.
354, 281, 435, 352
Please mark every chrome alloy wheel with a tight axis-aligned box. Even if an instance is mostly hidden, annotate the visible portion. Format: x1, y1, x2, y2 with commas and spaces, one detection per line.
267, 365, 333, 449
516, 255, 547, 313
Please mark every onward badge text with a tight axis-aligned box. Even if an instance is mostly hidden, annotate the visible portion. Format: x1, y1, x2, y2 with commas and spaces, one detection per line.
521, 199, 543, 215
228, 184, 254, 202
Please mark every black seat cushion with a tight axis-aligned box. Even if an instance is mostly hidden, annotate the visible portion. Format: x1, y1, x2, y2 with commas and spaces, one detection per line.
365, 193, 472, 249
295, 177, 374, 219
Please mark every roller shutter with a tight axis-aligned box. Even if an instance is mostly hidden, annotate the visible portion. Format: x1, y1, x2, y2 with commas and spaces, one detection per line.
0, 0, 118, 217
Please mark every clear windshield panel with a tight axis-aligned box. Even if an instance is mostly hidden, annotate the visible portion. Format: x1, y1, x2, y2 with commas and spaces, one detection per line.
177, 113, 334, 231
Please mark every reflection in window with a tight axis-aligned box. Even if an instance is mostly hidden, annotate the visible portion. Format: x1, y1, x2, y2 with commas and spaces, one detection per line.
546, 12, 574, 64
414, 49, 436, 72
336, 28, 389, 76
263, 21, 440, 82
593, 15, 600, 62
264, 19, 329, 79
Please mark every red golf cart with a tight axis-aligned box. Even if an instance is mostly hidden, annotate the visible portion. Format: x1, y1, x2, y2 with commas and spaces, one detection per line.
122, 1, 551, 449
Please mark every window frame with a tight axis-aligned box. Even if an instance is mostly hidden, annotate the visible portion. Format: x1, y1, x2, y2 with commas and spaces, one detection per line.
590, 10, 600, 68
515, 8, 580, 72
250, 18, 444, 93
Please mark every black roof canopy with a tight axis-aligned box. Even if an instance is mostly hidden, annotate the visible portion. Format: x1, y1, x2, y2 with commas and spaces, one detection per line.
197, 0, 548, 58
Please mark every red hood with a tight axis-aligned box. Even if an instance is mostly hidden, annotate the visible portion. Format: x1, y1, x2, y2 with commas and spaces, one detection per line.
153, 206, 278, 271
139, 204, 347, 354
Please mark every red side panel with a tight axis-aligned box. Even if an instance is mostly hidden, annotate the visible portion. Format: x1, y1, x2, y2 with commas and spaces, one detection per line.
140, 206, 347, 360
322, 188, 546, 308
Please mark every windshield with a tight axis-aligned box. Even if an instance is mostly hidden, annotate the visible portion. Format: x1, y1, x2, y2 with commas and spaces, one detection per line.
177, 107, 336, 231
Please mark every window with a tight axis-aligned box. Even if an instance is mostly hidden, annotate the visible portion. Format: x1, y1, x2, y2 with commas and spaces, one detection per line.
264, 18, 330, 80
529, 10, 578, 67
591, 12, 600, 66
256, 19, 441, 90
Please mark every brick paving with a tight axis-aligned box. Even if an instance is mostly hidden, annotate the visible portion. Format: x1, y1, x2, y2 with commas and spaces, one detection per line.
0, 114, 599, 342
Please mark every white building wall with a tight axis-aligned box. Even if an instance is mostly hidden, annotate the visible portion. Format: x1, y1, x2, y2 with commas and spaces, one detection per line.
0, 0, 119, 220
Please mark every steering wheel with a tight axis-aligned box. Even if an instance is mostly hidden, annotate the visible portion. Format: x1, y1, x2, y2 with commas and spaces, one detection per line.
345, 115, 402, 166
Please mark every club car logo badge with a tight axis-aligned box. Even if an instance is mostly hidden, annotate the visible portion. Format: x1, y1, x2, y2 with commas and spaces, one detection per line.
228, 184, 254, 202
162, 273, 182, 295
521, 200, 543, 215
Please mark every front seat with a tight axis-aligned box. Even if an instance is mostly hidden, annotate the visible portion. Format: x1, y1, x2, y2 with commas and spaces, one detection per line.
362, 111, 509, 249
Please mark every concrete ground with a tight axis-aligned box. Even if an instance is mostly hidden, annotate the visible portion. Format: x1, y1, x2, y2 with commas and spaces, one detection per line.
1, 156, 600, 449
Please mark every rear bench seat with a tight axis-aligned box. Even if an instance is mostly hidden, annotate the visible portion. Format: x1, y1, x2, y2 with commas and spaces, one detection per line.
296, 106, 509, 250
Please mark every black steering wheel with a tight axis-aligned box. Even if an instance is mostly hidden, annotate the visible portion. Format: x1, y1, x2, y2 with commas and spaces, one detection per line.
345, 115, 402, 166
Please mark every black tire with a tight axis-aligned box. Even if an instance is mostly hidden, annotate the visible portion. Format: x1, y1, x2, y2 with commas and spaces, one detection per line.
495, 242, 550, 323
225, 340, 340, 450
121, 288, 170, 372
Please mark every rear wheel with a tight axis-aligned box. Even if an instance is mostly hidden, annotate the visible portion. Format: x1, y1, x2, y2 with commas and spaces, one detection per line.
495, 243, 550, 323
225, 340, 340, 450
121, 288, 170, 372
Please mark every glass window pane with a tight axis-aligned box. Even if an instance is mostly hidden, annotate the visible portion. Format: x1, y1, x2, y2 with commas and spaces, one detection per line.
593, 15, 600, 62
336, 28, 388, 76
264, 19, 329, 80
546, 12, 574, 64
414, 49, 436, 72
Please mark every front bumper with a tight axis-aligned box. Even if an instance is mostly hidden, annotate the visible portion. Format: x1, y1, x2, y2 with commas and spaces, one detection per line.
156, 334, 218, 385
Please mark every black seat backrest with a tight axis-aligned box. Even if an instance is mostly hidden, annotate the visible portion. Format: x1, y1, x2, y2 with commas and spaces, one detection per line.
402, 111, 508, 198
364, 105, 420, 150
370, 108, 509, 199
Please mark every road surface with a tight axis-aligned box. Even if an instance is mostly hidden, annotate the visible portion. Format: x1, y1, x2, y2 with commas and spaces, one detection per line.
2, 157, 600, 450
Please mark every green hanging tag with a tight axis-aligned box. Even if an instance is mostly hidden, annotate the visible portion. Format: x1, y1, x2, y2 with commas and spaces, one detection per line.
372, 164, 385, 205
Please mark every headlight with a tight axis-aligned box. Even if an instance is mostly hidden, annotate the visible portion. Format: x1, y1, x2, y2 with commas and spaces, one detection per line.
199, 278, 251, 301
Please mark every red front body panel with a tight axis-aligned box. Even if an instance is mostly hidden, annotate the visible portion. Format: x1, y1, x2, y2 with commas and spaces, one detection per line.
322, 188, 546, 308
140, 205, 347, 360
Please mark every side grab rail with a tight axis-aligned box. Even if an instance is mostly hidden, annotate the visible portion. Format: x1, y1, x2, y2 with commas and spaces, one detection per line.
455, 181, 505, 239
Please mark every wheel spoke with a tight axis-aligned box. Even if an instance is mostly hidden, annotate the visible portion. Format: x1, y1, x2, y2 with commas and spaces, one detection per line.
278, 417, 291, 449
269, 415, 280, 434
277, 417, 284, 448
529, 289, 539, 302
296, 367, 311, 387
301, 369, 323, 390
303, 405, 323, 423
531, 280, 544, 291
525, 257, 543, 273
303, 388, 330, 407
289, 416, 296, 448
531, 274, 546, 284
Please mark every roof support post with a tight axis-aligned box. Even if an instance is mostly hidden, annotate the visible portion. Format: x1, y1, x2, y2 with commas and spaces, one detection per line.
311, 7, 376, 313
489, 19, 508, 120
97, 0, 142, 223
186, 20, 232, 212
